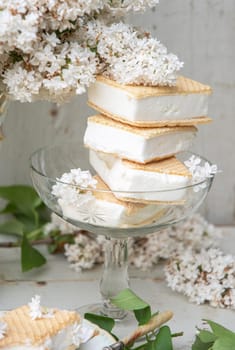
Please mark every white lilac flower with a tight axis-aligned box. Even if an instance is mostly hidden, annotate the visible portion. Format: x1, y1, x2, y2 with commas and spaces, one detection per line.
0, 10, 39, 54
184, 155, 201, 173
104, 0, 159, 14
203, 162, 219, 177
59, 213, 220, 272
165, 248, 235, 309
184, 156, 219, 192
3, 64, 42, 102
129, 213, 221, 270
0, 322, 7, 340
87, 21, 183, 86
28, 295, 54, 320
46, 0, 105, 30
52, 168, 97, 198
0, 1, 183, 103
69, 169, 97, 189
64, 234, 103, 272
52, 169, 97, 216
28, 295, 42, 320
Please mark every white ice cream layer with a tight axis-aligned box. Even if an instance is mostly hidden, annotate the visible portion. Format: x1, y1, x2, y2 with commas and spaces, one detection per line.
89, 150, 189, 202
59, 198, 163, 228
1, 325, 75, 350
88, 80, 209, 122
84, 121, 196, 163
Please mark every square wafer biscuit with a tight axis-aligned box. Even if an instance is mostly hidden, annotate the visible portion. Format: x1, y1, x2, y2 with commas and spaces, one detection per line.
0, 305, 82, 349
84, 115, 197, 163
90, 150, 191, 202
88, 75, 212, 127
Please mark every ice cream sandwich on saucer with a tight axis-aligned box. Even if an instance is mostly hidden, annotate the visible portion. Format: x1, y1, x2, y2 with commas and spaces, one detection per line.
90, 150, 191, 203
88, 75, 212, 127
84, 115, 197, 164
0, 302, 94, 350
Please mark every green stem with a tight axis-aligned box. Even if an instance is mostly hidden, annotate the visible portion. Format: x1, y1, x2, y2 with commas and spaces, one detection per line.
26, 227, 44, 241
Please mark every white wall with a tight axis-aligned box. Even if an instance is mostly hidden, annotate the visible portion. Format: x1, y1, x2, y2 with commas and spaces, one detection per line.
0, 0, 234, 224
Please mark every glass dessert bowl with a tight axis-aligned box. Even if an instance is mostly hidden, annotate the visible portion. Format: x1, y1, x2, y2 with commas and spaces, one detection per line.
30, 142, 214, 320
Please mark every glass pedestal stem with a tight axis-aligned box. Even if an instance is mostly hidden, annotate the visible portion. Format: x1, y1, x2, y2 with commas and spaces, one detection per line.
100, 237, 129, 319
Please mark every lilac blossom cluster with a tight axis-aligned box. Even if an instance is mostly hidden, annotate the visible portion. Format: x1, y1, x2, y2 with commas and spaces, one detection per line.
0, 0, 183, 103
165, 248, 235, 309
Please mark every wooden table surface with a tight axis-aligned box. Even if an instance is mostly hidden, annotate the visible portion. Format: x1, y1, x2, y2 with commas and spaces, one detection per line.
0, 227, 235, 349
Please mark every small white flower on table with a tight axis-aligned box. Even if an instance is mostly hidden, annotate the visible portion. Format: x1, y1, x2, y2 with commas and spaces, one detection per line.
28, 295, 42, 320
28, 295, 54, 320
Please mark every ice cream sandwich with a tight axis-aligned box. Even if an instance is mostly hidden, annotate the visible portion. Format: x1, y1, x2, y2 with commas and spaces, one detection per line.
59, 176, 165, 228
0, 303, 93, 350
88, 75, 212, 127
90, 150, 191, 203
84, 115, 197, 163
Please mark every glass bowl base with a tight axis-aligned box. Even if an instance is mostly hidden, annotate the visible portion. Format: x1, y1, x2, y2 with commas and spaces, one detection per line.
77, 302, 128, 321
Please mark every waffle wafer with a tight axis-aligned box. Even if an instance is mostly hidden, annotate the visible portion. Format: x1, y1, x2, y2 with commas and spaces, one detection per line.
0, 305, 81, 349
88, 75, 212, 127
90, 150, 190, 203
84, 115, 197, 163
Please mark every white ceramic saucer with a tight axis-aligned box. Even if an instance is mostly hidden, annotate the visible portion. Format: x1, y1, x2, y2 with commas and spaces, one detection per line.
80, 320, 115, 350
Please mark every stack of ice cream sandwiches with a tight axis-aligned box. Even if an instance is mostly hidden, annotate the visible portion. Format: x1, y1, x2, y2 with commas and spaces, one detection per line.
82, 75, 212, 227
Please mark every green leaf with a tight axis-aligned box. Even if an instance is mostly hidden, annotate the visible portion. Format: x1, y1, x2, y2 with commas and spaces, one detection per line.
111, 288, 150, 311
0, 185, 42, 218
0, 219, 24, 236
84, 313, 115, 333
199, 330, 217, 343
153, 326, 173, 350
205, 320, 235, 339
192, 335, 213, 350
36, 204, 50, 225
134, 306, 151, 325
0, 202, 18, 214
14, 214, 38, 233
21, 234, 46, 272
213, 337, 235, 350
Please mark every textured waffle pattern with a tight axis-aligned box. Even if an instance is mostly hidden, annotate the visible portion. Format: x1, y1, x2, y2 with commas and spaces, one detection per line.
0, 306, 80, 347
123, 157, 191, 177
96, 75, 212, 98
87, 115, 197, 139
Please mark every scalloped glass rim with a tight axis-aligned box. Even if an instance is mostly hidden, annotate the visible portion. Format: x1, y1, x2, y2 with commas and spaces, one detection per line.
30, 146, 214, 195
